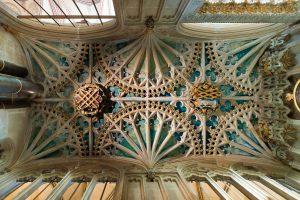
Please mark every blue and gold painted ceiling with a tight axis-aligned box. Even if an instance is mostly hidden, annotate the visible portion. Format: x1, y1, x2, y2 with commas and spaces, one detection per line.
18, 27, 290, 169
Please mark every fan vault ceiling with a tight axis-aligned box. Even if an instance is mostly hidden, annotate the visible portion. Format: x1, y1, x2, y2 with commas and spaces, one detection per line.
11, 22, 292, 170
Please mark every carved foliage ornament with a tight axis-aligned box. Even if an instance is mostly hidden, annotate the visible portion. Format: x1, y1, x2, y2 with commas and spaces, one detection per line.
257, 122, 270, 143
198, 1, 297, 15
280, 49, 296, 69
260, 36, 295, 76
190, 83, 220, 114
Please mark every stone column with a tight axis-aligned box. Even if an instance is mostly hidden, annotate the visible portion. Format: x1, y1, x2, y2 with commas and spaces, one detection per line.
114, 170, 125, 200
260, 176, 300, 200
0, 170, 21, 196
285, 171, 300, 191
0, 74, 43, 96
177, 170, 198, 200
229, 171, 268, 200
13, 175, 43, 199
0, 59, 28, 78
0, 181, 22, 199
205, 175, 232, 200
46, 171, 72, 200
82, 176, 97, 200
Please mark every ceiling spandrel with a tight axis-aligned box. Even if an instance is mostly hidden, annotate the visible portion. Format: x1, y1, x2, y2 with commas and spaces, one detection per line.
17, 20, 290, 169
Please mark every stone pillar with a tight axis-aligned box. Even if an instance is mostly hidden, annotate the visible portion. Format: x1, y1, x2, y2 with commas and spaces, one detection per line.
46, 171, 72, 200
284, 170, 300, 191
260, 176, 300, 200
177, 170, 198, 200
0, 59, 28, 78
0, 181, 22, 199
82, 176, 97, 200
205, 175, 232, 200
0, 170, 20, 195
13, 176, 43, 199
229, 171, 267, 200
0, 74, 43, 96
114, 170, 125, 200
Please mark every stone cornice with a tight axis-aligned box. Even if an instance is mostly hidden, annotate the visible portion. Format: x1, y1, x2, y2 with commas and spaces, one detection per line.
177, 22, 288, 40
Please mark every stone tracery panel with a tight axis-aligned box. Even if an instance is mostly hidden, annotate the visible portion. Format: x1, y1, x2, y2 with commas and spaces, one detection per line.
93, 32, 200, 96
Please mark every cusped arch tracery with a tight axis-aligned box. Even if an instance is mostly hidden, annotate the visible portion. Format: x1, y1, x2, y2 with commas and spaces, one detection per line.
205, 36, 274, 94
93, 31, 200, 96
94, 102, 201, 167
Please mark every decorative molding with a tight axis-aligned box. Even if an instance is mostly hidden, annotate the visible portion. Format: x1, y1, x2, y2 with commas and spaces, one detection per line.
177, 23, 287, 40
181, 0, 300, 23
198, 2, 297, 15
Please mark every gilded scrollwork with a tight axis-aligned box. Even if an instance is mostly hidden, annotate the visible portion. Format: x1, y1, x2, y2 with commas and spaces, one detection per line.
198, 1, 297, 15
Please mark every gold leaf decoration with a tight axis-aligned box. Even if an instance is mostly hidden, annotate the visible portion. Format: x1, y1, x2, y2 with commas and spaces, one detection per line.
280, 49, 296, 69
190, 83, 221, 114
257, 122, 270, 142
198, 2, 297, 15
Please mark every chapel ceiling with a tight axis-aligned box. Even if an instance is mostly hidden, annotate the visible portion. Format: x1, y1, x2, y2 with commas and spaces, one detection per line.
14, 19, 292, 170
0, 0, 298, 40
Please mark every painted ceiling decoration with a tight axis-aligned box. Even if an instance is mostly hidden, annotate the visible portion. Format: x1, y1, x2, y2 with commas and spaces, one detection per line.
11, 18, 296, 171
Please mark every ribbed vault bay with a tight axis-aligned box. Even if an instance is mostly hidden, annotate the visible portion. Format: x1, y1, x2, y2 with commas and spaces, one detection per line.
18, 28, 292, 169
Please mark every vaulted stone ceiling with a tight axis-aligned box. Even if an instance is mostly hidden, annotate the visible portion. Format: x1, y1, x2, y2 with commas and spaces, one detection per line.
7, 22, 291, 171
0, 0, 299, 173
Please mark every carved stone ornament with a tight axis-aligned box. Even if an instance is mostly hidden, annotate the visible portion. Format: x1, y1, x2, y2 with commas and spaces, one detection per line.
73, 83, 106, 116
72, 175, 92, 182
257, 122, 270, 142
145, 16, 154, 29
146, 171, 156, 182
43, 176, 63, 183
198, 1, 297, 15
17, 176, 37, 182
190, 83, 220, 114
280, 49, 296, 69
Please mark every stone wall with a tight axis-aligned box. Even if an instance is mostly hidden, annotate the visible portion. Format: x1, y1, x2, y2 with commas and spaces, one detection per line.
0, 25, 30, 170
0, 26, 27, 67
